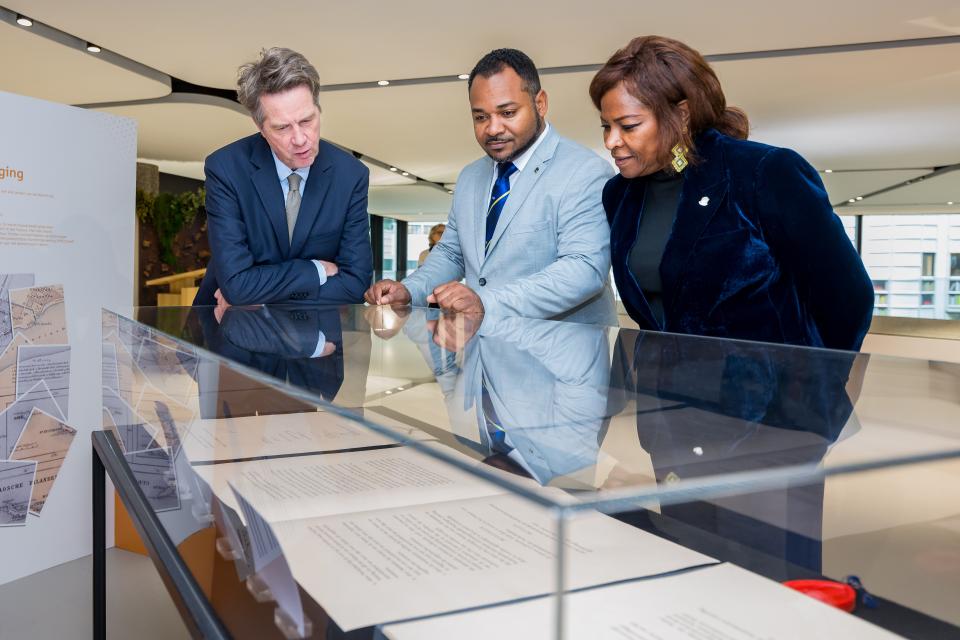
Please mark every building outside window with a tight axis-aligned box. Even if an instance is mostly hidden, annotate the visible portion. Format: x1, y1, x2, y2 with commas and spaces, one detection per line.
860, 214, 960, 319
920, 252, 935, 307
950, 253, 960, 310
872, 279, 889, 315
382, 218, 397, 280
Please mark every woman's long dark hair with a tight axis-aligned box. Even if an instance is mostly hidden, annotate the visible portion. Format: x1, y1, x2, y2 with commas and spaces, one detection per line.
589, 36, 749, 166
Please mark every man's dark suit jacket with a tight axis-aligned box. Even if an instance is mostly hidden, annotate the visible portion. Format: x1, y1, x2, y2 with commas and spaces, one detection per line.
187, 305, 347, 419
604, 128, 874, 351
194, 133, 373, 306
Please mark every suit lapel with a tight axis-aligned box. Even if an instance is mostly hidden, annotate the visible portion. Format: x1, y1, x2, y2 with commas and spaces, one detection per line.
290, 145, 334, 257
483, 128, 559, 262
659, 130, 729, 313
249, 137, 290, 255
614, 180, 661, 330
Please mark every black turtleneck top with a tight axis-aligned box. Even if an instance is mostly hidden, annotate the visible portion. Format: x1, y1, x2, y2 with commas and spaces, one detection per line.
627, 169, 684, 325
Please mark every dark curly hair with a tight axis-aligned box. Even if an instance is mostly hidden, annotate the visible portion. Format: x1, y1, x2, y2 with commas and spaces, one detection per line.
589, 36, 748, 166
468, 48, 541, 98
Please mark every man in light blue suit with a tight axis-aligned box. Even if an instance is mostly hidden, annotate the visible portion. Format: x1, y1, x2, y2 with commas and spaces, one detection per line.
365, 49, 617, 325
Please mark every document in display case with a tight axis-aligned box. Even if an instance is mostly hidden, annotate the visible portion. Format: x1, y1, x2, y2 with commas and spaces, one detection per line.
92, 304, 960, 639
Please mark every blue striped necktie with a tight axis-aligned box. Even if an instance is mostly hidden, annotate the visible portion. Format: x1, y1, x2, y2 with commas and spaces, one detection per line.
481, 375, 512, 455
485, 161, 518, 254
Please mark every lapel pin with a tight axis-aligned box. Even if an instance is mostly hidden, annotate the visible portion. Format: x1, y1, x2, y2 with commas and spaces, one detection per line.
698, 196, 710, 207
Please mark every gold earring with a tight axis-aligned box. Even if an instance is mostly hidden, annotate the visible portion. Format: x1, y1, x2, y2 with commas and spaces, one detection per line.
671, 144, 688, 173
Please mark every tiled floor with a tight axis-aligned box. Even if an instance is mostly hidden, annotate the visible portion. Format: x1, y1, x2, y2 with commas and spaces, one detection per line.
0, 548, 189, 640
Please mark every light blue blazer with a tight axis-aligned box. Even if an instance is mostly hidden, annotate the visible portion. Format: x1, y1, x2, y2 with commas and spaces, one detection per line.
403, 312, 612, 485
403, 127, 618, 326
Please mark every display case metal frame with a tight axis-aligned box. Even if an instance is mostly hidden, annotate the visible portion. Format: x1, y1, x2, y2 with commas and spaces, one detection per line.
92, 429, 230, 640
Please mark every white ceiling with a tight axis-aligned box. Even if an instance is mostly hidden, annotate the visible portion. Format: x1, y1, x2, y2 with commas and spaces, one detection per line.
822, 170, 932, 206
0, 21, 168, 104
857, 169, 960, 206
98, 96, 256, 162
3, 0, 960, 216
9, 0, 960, 86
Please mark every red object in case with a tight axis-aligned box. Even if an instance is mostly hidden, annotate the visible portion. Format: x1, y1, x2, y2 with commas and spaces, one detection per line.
783, 579, 857, 612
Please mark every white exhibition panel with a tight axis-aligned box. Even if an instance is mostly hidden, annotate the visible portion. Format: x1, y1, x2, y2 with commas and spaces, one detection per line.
0, 90, 135, 584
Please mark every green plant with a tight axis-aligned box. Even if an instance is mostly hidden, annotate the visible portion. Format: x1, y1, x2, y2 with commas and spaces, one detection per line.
136, 187, 205, 268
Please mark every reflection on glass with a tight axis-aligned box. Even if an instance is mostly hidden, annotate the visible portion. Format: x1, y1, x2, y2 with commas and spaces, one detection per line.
97, 305, 960, 637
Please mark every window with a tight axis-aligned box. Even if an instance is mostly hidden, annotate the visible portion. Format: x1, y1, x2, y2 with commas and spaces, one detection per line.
950, 254, 960, 308
872, 279, 888, 307
949, 281, 960, 308
382, 219, 397, 280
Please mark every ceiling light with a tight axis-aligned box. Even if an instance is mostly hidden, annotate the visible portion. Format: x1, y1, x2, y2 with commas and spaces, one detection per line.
856, 196, 863, 201
848, 199, 856, 203
949, 201, 955, 205
16, 15, 33, 27
447, 190, 454, 194
377, 80, 390, 86
401, 172, 409, 177
86, 43, 102, 53
389, 166, 398, 172
824, 169, 833, 173
457, 74, 469, 80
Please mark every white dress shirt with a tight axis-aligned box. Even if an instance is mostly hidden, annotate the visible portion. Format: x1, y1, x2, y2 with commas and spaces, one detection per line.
487, 122, 551, 193
272, 152, 328, 357
272, 151, 327, 288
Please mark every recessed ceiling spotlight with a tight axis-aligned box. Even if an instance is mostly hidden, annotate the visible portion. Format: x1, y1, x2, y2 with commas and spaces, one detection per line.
824, 169, 833, 173
457, 74, 469, 80
389, 166, 398, 172
856, 196, 863, 201
447, 190, 454, 194
16, 15, 33, 27
401, 172, 409, 177
949, 201, 955, 205
848, 199, 856, 203
377, 80, 390, 86
86, 43, 102, 53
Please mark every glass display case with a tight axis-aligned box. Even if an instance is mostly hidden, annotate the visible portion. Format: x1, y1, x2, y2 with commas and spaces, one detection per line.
93, 304, 960, 639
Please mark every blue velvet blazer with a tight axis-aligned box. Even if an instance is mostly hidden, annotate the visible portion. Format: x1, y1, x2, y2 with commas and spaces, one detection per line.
604, 128, 874, 351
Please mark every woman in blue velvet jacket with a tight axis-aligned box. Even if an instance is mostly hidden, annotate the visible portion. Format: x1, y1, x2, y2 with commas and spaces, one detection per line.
590, 36, 874, 351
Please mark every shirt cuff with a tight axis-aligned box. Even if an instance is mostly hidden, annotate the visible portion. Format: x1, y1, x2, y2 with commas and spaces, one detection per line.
310, 331, 328, 358
311, 260, 328, 286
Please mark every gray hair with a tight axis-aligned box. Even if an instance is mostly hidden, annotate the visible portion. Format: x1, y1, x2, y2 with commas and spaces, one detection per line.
237, 47, 321, 127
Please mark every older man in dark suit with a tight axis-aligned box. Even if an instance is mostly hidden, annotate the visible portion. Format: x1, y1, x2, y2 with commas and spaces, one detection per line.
194, 47, 372, 309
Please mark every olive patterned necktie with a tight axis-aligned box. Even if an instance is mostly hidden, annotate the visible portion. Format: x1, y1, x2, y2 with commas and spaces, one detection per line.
286, 173, 302, 243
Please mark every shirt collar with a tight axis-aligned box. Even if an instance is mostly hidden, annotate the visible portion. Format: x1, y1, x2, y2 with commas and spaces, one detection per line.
509, 122, 550, 173
272, 150, 310, 185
